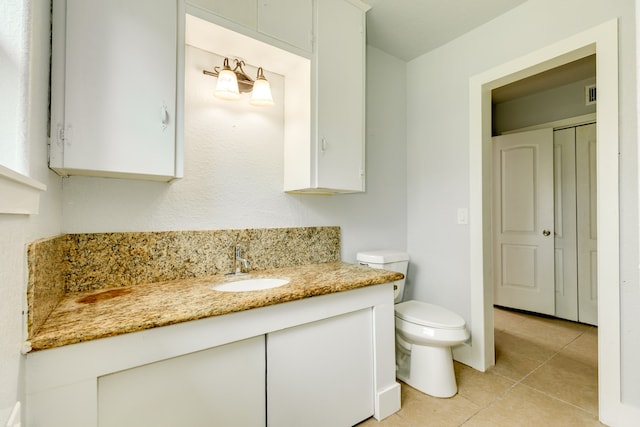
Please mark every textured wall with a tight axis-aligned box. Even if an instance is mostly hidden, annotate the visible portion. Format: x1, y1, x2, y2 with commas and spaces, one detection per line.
0, 0, 28, 173
60, 45, 408, 264
0, 0, 64, 423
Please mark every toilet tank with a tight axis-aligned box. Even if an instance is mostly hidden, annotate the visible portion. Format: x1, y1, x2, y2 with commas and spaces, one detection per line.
356, 250, 409, 303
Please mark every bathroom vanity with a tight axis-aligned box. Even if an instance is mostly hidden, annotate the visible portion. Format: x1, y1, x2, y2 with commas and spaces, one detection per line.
25, 263, 402, 427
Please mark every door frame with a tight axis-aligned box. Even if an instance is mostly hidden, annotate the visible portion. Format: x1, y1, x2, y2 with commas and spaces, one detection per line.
467, 19, 624, 425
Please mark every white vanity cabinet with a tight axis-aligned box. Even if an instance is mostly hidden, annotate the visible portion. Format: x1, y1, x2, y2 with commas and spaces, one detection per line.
187, 0, 313, 53
284, 0, 369, 194
267, 309, 374, 426
26, 284, 401, 427
49, 0, 184, 181
98, 336, 266, 427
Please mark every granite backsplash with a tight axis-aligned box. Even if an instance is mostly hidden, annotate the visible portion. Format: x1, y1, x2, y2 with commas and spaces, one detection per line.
27, 226, 341, 338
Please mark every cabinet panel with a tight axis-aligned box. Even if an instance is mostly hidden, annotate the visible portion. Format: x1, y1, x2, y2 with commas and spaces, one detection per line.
98, 336, 266, 427
315, 0, 366, 192
51, 0, 180, 180
188, 0, 257, 29
257, 0, 312, 52
554, 127, 578, 321
267, 309, 374, 426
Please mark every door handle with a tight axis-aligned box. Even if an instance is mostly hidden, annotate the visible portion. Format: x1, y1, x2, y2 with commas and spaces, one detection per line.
543, 230, 551, 236
160, 104, 169, 130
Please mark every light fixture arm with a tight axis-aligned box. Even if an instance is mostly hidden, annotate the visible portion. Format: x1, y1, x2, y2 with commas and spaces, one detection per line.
203, 58, 255, 93
203, 57, 273, 106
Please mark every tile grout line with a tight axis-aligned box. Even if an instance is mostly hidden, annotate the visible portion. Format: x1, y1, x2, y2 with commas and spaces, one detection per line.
461, 327, 592, 426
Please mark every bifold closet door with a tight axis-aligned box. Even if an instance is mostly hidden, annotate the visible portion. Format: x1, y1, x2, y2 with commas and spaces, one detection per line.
554, 127, 579, 321
554, 123, 597, 326
576, 123, 598, 325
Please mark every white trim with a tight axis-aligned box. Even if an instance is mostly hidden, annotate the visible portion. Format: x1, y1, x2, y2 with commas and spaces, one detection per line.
0, 164, 46, 215
469, 19, 625, 425
500, 113, 597, 134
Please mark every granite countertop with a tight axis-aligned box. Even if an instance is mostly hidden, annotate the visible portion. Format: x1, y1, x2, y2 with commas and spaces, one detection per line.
29, 262, 403, 352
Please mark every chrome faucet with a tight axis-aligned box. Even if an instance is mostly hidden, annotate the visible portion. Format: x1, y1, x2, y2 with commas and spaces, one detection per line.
230, 245, 249, 275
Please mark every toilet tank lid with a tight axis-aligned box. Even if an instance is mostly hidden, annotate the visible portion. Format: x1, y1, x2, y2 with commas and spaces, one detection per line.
357, 250, 409, 264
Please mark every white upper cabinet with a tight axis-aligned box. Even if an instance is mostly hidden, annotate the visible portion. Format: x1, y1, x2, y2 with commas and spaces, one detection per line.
284, 0, 369, 194
187, 0, 312, 53
187, 0, 257, 29
49, 0, 184, 181
315, 0, 368, 193
257, 0, 313, 52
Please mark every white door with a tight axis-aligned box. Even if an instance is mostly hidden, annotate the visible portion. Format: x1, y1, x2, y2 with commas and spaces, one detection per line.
493, 128, 555, 315
576, 123, 598, 325
554, 127, 579, 321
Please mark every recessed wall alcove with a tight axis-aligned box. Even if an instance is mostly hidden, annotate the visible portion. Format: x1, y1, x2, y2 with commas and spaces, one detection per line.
185, 13, 311, 181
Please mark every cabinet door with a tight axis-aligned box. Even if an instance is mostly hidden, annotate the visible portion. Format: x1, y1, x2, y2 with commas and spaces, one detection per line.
98, 336, 266, 427
258, 0, 312, 52
267, 309, 374, 426
315, 0, 366, 192
60, 0, 178, 178
187, 0, 257, 28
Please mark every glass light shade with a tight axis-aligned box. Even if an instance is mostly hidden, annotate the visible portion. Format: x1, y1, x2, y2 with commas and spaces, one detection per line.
214, 68, 240, 100
250, 70, 274, 107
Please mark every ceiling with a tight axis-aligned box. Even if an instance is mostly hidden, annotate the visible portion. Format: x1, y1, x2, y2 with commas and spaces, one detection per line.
361, 0, 596, 103
361, 0, 528, 61
492, 54, 596, 103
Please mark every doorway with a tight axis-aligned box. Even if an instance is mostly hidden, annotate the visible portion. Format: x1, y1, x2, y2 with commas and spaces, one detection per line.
492, 121, 598, 326
467, 19, 619, 423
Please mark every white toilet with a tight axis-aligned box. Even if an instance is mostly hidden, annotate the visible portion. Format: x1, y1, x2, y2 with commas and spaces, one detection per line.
357, 250, 470, 398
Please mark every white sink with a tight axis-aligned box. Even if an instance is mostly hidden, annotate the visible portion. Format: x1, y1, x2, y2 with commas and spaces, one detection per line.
211, 277, 290, 292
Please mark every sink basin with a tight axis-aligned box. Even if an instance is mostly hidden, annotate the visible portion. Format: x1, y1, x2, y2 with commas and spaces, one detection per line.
211, 277, 290, 292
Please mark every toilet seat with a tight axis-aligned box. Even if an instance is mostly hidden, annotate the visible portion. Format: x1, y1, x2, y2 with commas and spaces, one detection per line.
395, 300, 465, 329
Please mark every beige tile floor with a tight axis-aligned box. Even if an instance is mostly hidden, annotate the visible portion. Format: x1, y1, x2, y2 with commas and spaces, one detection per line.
358, 307, 603, 427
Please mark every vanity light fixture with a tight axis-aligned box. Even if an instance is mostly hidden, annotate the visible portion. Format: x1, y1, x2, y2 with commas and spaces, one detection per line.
203, 58, 274, 106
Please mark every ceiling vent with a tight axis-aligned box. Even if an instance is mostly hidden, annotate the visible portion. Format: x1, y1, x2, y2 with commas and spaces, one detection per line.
585, 84, 596, 105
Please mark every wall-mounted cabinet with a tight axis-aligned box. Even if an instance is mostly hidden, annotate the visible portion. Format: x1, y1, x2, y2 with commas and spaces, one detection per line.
189, 0, 369, 195
284, 0, 370, 194
187, 0, 313, 53
49, 0, 184, 181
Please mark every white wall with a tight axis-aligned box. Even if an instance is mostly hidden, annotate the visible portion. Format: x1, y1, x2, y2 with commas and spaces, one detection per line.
60, 44, 407, 263
0, 0, 63, 423
406, 0, 639, 406
493, 77, 596, 133
0, 1, 29, 173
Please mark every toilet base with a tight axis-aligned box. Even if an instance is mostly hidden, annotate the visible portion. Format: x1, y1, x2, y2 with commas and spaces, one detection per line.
396, 343, 457, 398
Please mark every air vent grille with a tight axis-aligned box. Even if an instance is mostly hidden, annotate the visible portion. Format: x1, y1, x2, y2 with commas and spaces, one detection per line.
585, 84, 596, 105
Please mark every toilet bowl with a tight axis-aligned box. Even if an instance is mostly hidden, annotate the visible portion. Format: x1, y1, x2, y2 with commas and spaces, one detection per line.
356, 250, 470, 398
